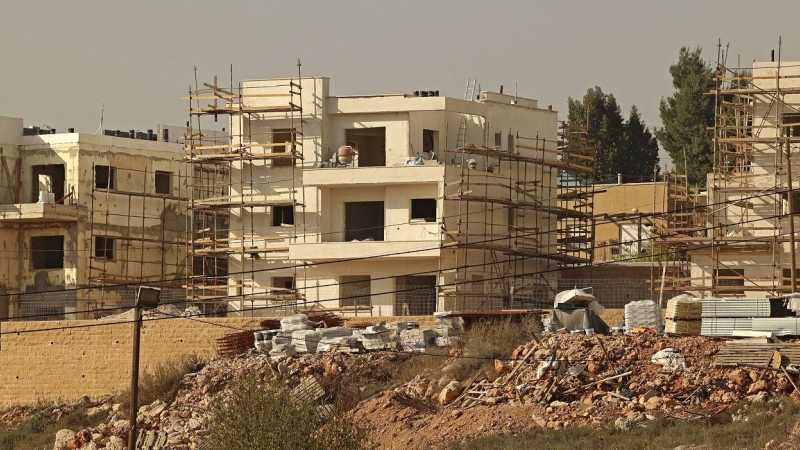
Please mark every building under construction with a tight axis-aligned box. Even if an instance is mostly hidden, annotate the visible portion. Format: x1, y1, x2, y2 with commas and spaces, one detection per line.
185, 70, 596, 316
656, 44, 800, 298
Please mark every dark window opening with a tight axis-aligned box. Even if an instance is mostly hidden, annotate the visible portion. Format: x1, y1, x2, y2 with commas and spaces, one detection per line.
340, 275, 371, 308
422, 129, 438, 153
95, 165, 116, 189
345, 127, 386, 167
783, 269, 800, 288
411, 198, 436, 222
494, 132, 502, 149
30, 236, 64, 269
272, 276, 295, 299
396, 275, 436, 315
508, 134, 515, 152
154, 171, 172, 195
31, 164, 66, 203
714, 268, 745, 296
344, 201, 384, 241
783, 190, 800, 215
94, 236, 114, 260
272, 205, 295, 226
272, 129, 294, 168
783, 113, 800, 138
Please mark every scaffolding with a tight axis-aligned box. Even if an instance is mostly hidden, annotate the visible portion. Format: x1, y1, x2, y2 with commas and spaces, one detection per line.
185, 64, 306, 314
440, 124, 595, 311
658, 40, 800, 296
87, 166, 190, 315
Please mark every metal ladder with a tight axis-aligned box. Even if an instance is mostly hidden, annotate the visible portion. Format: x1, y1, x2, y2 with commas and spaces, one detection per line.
456, 79, 477, 149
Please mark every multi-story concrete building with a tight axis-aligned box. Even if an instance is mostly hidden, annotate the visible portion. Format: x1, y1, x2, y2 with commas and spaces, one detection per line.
0, 117, 197, 319
658, 59, 800, 298
187, 75, 593, 316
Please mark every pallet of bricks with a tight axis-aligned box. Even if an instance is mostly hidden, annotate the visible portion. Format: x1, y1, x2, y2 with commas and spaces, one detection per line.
665, 294, 702, 335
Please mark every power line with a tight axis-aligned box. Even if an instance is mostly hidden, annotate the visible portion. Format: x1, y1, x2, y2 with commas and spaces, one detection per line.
5, 221, 799, 327
3, 183, 796, 316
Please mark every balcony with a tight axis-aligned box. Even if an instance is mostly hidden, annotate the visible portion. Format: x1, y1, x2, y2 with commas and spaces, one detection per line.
0, 203, 79, 223
303, 164, 444, 187
289, 241, 440, 262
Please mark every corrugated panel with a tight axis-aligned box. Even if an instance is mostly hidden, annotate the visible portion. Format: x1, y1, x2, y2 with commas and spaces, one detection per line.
701, 317, 753, 337
752, 317, 800, 336
701, 298, 771, 318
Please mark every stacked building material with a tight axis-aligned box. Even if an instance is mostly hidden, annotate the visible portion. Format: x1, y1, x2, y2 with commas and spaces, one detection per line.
433, 312, 464, 346
752, 318, 800, 336
701, 317, 754, 337
665, 295, 702, 335
624, 300, 662, 333
700, 298, 771, 337
399, 328, 437, 352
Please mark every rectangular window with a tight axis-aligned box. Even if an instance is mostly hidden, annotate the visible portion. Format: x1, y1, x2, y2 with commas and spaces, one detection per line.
272, 129, 294, 168
783, 191, 800, 215
344, 201, 384, 241
494, 132, 502, 149
94, 236, 114, 260
395, 275, 436, 315
508, 134, 515, 152
272, 205, 295, 226
272, 276, 295, 291
714, 268, 745, 296
422, 129, 439, 154
95, 165, 116, 189
30, 164, 65, 203
30, 236, 64, 269
345, 128, 386, 167
410, 198, 436, 222
340, 275, 371, 308
154, 171, 172, 195
782, 269, 800, 288
783, 113, 800, 138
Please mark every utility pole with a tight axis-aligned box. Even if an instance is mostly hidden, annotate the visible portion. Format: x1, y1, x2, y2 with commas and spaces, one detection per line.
128, 286, 161, 450
786, 136, 797, 292
128, 304, 142, 450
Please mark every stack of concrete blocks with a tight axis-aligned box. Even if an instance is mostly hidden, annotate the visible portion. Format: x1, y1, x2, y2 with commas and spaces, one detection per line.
433, 312, 464, 347
665, 295, 702, 335
399, 327, 438, 352
315, 327, 359, 353
269, 333, 296, 358
387, 321, 418, 341
624, 300, 662, 333
357, 324, 393, 350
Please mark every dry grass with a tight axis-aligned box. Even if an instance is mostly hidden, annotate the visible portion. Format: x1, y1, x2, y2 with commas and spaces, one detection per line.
453, 399, 800, 450
446, 317, 540, 381
117, 354, 205, 417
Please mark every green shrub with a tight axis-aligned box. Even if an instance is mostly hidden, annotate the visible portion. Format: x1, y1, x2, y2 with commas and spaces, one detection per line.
207, 373, 368, 450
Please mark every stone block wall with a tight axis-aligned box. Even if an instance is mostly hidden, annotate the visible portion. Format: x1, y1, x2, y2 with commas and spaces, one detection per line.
0, 317, 261, 407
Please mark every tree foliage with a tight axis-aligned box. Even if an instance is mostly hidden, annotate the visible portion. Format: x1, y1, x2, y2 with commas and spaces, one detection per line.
207, 374, 368, 450
656, 47, 715, 186
566, 87, 659, 182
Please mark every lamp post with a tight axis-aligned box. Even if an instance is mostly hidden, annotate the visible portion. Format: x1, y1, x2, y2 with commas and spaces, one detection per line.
129, 286, 161, 450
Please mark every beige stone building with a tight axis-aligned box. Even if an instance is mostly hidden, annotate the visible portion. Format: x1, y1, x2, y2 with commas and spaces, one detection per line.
186, 76, 593, 316
659, 59, 800, 297
0, 117, 196, 319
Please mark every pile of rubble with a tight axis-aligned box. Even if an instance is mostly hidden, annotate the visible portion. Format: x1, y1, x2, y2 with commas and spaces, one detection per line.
52, 349, 406, 449
351, 332, 800, 448
47, 311, 800, 449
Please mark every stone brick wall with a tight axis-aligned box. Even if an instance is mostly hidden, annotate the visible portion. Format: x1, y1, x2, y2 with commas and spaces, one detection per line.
0, 317, 261, 407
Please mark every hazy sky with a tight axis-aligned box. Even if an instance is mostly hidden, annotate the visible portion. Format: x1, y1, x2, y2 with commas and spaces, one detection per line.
2, 1, 800, 168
